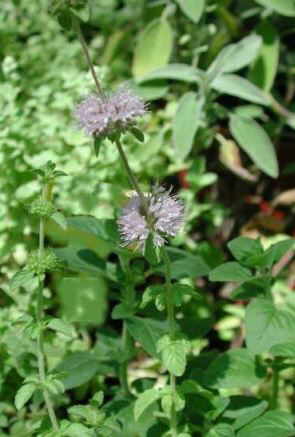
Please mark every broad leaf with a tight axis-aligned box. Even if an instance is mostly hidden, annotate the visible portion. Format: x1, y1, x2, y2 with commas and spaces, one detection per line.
132, 18, 173, 79
228, 237, 263, 263
255, 0, 295, 16
126, 317, 168, 358
58, 277, 107, 324
15, 383, 36, 410
205, 424, 235, 437
209, 262, 252, 282
212, 74, 269, 105
249, 21, 279, 91
134, 388, 160, 421
173, 92, 204, 161
56, 351, 100, 389
229, 114, 278, 178
223, 396, 268, 431
231, 277, 270, 300
270, 342, 295, 358
208, 34, 262, 79
203, 348, 266, 389
245, 297, 295, 354
47, 318, 75, 337
157, 335, 190, 376
237, 410, 295, 437
137, 63, 200, 83
10, 270, 35, 291
176, 0, 206, 23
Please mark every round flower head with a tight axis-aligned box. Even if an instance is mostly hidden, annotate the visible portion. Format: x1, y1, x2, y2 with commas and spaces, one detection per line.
117, 186, 184, 251
74, 86, 146, 137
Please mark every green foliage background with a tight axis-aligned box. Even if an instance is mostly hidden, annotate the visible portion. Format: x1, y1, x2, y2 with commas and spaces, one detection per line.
1, 0, 295, 436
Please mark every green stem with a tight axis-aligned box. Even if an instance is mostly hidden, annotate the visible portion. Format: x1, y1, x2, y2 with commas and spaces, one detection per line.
270, 365, 280, 410
119, 322, 131, 396
36, 187, 59, 431
72, 14, 104, 97
163, 248, 177, 437
118, 255, 135, 396
115, 139, 150, 218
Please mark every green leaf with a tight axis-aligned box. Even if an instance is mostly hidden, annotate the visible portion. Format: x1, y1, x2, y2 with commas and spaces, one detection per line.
58, 277, 107, 324
249, 21, 280, 92
203, 348, 266, 389
229, 114, 278, 178
245, 297, 295, 355
157, 335, 190, 376
94, 137, 104, 157
231, 277, 270, 300
67, 215, 119, 244
205, 424, 235, 437
173, 92, 204, 162
254, 0, 295, 16
137, 63, 200, 83
15, 383, 36, 410
56, 351, 100, 390
132, 18, 173, 79
111, 302, 135, 320
237, 410, 295, 437
10, 269, 35, 290
65, 423, 94, 437
208, 34, 262, 79
47, 318, 75, 337
134, 388, 161, 421
167, 248, 210, 279
262, 239, 294, 267
51, 211, 67, 230
176, 0, 205, 23
270, 342, 295, 358
212, 74, 269, 105
228, 237, 263, 263
209, 262, 252, 282
54, 246, 108, 277
129, 127, 145, 143
126, 317, 168, 358
223, 396, 268, 431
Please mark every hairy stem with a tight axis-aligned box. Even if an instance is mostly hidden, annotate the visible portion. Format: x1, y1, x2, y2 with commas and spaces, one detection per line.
36, 187, 59, 431
115, 139, 149, 217
163, 248, 177, 437
72, 14, 104, 97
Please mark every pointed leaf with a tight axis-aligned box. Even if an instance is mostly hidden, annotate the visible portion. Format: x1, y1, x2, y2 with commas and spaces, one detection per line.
229, 114, 278, 178
133, 18, 173, 79
15, 383, 36, 410
209, 262, 252, 282
176, 0, 206, 23
237, 410, 295, 437
173, 92, 204, 162
134, 388, 161, 421
246, 297, 295, 354
212, 74, 269, 105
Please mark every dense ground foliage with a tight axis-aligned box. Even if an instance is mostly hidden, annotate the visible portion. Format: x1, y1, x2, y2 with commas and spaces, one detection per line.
1, 0, 295, 436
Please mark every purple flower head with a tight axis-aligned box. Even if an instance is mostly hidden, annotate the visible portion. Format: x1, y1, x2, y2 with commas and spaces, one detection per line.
117, 186, 184, 251
74, 86, 146, 137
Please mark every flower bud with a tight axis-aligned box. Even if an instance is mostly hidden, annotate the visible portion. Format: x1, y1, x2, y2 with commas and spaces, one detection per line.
27, 250, 63, 275
29, 199, 56, 218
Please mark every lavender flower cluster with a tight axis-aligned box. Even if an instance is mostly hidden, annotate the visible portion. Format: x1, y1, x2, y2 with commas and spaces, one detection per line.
118, 186, 184, 250
74, 86, 146, 137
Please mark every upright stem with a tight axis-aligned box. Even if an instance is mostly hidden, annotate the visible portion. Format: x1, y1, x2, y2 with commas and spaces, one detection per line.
115, 139, 149, 217
270, 365, 280, 410
163, 248, 177, 437
118, 255, 135, 396
36, 187, 59, 431
72, 14, 104, 97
